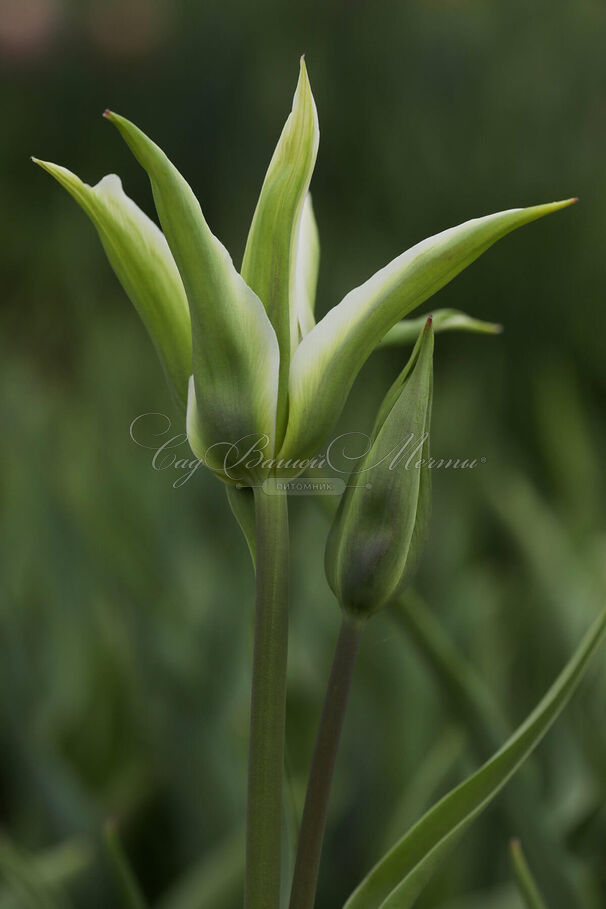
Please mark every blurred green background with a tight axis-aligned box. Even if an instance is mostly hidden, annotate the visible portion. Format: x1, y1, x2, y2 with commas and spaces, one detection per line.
1, 1, 605, 906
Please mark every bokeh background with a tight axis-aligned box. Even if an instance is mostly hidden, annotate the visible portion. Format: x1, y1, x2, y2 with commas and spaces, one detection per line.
1, 1, 605, 906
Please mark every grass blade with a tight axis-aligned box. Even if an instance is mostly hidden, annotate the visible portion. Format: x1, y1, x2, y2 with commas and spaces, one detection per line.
103, 821, 147, 909
510, 839, 547, 909
393, 590, 585, 905
380, 726, 465, 852
344, 604, 606, 908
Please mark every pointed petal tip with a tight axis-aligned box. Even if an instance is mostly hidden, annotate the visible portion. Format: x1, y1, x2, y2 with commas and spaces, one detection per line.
550, 196, 578, 211
31, 156, 54, 174
103, 109, 124, 127
524, 196, 578, 217
520, 196, 579, 224
476, 315, 504, 335
30, 158, 77, 184
297, 54, 312, 92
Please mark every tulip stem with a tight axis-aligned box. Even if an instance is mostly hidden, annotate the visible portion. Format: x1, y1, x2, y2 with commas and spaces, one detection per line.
245, 487, 290, 909
289, 616, 362, 909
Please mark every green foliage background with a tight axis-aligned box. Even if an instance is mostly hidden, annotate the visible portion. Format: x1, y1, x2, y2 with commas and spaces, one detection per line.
1, 1, 605, 906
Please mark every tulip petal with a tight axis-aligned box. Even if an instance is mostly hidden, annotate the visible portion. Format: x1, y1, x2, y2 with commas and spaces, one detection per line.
241, 57, 319, 442
32, 159, 192, 408
380, 308, 502, 347
294, 194, 320, 340
281, 199, 576, 460
104, 112, 280, 475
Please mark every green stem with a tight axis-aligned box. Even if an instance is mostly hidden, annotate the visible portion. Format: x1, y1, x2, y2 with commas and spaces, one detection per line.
245, 487, 290, 909
289, 616, 362, 909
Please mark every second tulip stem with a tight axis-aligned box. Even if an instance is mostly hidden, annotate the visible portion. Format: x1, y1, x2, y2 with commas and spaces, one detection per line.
245, 487, 290, 909
289, 616, 362, 909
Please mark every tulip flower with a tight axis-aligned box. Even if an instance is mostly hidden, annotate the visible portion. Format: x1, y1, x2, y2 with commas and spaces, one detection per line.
33, 58, 573, 487
33, 57, 577, 909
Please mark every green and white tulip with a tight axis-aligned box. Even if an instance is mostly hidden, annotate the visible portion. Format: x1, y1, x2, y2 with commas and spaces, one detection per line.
34, 58, 574, 487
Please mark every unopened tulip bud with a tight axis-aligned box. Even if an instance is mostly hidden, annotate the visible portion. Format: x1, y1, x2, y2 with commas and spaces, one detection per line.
325, 317, 434, 618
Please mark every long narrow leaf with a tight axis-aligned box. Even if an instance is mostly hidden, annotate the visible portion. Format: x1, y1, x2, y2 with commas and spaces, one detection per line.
344, 603, 606, 909
394, 592, 583, 904
380, 727, 465, 852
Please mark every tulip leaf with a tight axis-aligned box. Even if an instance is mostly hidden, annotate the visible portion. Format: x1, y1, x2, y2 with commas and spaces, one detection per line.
343, 602, 606, 909
380, 308, 502, 347
281, 199, 576, 461
394, 591, 585, 905
380, 727, 465, 852
241, 57, 319, 442
104, 112, 280, 477
32, 159, 192, 409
